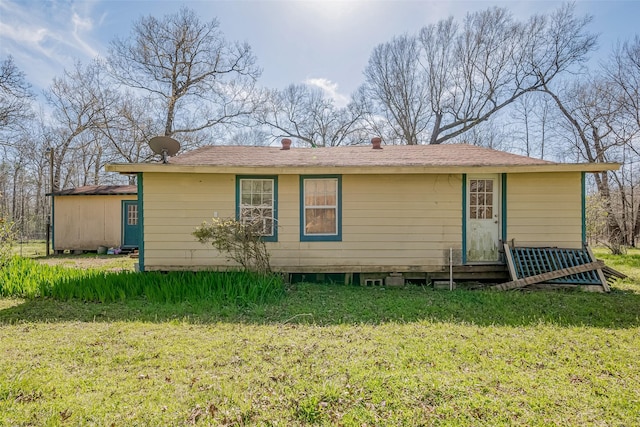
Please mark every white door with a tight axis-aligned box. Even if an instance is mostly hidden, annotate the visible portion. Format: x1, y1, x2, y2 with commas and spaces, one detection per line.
467, 175, 501, 263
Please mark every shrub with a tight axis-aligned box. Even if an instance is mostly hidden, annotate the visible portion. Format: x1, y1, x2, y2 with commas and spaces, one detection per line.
0, 216, 17, 268
193, 217, 271, 274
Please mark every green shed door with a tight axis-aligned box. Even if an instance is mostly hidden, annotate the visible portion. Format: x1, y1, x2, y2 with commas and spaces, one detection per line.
122, 200, 139, 248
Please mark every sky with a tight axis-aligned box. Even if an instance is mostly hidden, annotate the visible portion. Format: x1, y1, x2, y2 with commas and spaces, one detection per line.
1, 0, 640, 106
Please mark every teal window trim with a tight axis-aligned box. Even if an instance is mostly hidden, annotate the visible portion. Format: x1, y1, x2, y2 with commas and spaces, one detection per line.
235, 175, 278, 242
581, 172, 586, 244
300, 175, 342, 242
461, 174, 467, 265
137, 173, 144, 272
501, 173, 507, 243
121, 200, 128, 248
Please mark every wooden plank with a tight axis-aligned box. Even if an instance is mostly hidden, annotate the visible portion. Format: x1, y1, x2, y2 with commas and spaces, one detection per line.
586, 245, 610, 292
491, 261, 605, 291
503, 243, 518, 281
601, 265, 627, 280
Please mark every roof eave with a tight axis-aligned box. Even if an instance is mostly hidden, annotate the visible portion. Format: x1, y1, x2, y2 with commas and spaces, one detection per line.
105, 162, 620, 175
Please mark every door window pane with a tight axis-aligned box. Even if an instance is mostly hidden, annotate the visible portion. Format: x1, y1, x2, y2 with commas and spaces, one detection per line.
127, 204, 138, 226
469, 179, 495, 220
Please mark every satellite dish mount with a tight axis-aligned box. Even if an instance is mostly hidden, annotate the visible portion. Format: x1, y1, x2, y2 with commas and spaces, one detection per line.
148, 136, 181, 163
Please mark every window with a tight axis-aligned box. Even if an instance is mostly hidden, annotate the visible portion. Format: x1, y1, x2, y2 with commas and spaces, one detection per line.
127, 204, 138, 226
300, 176, 341, 241
237, 176, 277, 241
469, 178, 494, 219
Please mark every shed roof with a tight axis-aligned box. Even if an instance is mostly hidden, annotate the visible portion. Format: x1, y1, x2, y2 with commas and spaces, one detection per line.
106, 143, 619, 174
55, 185, 137, 196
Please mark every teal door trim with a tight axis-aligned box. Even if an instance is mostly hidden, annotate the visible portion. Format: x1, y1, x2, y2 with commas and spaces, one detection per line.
121, 200, 139, 249
501, 173, 507, 243
581, 172, 586, 244
461, 174, 467, 264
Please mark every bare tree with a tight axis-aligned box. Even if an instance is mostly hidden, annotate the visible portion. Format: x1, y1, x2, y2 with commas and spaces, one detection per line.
107, 7, 261, 140
358, 4, 596, 145
45, 60, 111, 191
360, 35, 430, 145
0, 56, 34, 139
541, 71, 639, 251
255, 84, 365, 147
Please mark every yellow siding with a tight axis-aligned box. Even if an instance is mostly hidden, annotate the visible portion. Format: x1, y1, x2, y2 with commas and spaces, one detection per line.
53, 194, 136, 250
142, 173, 464, 271
142, 171, 586, 271
506, 172, 582, 248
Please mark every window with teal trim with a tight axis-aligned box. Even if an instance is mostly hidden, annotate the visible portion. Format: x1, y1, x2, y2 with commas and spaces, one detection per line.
237, 177, 277, 242
300, 176, 341, 241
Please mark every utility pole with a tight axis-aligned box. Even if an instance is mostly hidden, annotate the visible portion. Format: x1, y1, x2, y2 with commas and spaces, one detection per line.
46, 148, 54, 256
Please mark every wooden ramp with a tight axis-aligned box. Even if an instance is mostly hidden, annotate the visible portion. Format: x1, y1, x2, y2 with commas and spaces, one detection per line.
493, 244, 613, 292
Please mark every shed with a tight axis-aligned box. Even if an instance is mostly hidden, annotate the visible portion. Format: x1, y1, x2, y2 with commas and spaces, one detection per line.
106, 142, 618, 284
52, 185, 138, 253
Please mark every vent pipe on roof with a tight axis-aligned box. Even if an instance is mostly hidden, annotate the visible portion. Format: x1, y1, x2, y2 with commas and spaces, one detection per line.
281, 138, 292, 150
371, 137, 383, 149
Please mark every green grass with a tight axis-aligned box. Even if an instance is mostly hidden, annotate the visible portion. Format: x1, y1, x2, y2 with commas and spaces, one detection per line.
0, 254, 638, 425
0, 257, 285, 306
593, 246, 640, 289
11, 240, 47, 258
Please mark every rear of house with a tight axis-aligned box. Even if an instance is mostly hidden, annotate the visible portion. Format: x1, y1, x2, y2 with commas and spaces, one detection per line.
107, 142, 617, 284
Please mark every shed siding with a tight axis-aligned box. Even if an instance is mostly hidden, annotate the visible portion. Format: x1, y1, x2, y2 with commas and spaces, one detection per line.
506, 172, 582, 248
142, 173, 463, 271
53, 194, 136, 250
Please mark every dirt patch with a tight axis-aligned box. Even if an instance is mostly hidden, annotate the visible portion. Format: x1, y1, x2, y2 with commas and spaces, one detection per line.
36, 254, 136, 271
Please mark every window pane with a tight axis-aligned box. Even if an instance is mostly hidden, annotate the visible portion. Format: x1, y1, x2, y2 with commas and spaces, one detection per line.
486, 194, 493, 205
239, 178, 275, 236
305, 208, 337, 234
470, 207, 477, 219
485, 180, 493, 192
305, 179, 337, 208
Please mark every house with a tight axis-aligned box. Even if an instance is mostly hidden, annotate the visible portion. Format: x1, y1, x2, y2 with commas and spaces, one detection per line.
52, 185, 138, 253
106, 140, 618, 285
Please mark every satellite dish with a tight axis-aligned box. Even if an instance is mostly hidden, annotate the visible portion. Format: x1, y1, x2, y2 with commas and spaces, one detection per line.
149, 136, 181, 163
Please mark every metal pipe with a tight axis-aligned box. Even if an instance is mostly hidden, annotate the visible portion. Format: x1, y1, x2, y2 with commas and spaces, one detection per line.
449, 248, 453, 291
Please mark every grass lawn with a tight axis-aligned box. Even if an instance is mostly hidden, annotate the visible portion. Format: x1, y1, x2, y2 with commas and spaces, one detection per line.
0, 249, 639, 425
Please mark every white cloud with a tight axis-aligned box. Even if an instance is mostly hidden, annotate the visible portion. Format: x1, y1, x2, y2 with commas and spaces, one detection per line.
0, 0, 103, 90
71, 11, 99, 58
304, 77, 350, 108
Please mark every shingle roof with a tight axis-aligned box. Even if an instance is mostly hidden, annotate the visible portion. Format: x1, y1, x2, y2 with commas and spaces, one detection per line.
170, 143, 555, 168
55, 185, 137, 196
